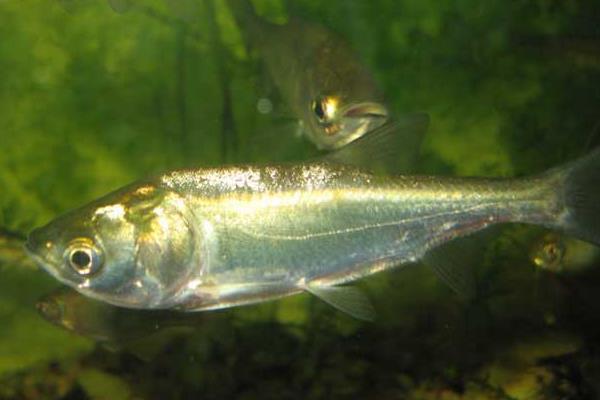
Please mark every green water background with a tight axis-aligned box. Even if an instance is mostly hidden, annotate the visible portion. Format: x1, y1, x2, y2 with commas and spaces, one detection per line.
0, 0, 600, 398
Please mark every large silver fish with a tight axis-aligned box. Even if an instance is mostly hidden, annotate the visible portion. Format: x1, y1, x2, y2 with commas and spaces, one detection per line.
228, 0, 389, 151
25, 145, 600, 320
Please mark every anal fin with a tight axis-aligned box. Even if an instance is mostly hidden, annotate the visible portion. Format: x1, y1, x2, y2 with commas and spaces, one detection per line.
422, 231, 497, 300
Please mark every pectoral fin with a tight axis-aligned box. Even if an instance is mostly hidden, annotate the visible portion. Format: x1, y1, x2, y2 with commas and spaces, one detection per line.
305, 283, 375, 321
323, 113, 430, 174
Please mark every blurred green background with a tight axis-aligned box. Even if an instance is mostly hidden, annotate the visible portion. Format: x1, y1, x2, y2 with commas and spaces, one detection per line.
1, 0, 600, 398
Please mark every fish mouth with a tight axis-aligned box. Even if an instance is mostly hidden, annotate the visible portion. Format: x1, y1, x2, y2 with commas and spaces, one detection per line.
23, 231, 62, 279
319, 102, 389, 149
25, 239, 85, 297
24, 246, 58, 278
23, 235, 47, 267
321, 102, 388, 135
341, 102, 389, 120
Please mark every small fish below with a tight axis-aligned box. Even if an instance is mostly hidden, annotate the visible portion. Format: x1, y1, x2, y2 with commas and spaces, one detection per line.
36, 287, 221, 355
24, 142, 600, 320
37, 287, 171, 343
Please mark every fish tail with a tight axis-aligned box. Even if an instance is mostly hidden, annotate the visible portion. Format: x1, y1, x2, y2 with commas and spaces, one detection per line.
549, 148, 600, 245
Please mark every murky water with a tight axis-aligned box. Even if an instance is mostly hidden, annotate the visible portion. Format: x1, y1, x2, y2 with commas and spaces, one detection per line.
1, 1, 600, 398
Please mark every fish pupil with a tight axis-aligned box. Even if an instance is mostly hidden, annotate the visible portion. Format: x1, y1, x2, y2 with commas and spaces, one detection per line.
71, 250, 91, 270
313, 99, 325, 121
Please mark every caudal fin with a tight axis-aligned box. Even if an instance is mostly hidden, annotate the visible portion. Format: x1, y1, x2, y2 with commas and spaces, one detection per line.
554, 148, 600, 245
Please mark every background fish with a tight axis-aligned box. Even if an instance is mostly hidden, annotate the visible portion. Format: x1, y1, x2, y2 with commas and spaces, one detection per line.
24, 142, 600, 320
228, 0, 390, 151
36, 287, 231, 362
530, 232, 600, 273
38, 288, 172, 344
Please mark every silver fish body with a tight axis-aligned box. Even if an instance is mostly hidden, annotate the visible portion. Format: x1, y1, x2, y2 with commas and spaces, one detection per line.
26, 152, 600, 316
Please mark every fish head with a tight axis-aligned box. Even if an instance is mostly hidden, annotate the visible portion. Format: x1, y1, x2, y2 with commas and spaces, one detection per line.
530, 233, 566, 272
36, 288, 100, 336
36, 290, 71, 328
301, 39, 389, 150
305, 94, 389, 150
26, 183, 197, 309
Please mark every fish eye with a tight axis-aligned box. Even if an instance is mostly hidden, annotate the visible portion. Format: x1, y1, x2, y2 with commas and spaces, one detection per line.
65, 239, 103, 276
542, 242, 564, 265
312, 98, 326, 121
311, 96, 339, 124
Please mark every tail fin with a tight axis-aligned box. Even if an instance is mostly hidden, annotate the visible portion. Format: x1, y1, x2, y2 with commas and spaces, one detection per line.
554, 148, 600, 245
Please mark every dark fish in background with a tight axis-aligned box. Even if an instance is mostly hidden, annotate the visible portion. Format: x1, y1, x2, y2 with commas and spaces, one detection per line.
36, 287, 229, 360
530, 232, 599, 273
228, 0, 391, 151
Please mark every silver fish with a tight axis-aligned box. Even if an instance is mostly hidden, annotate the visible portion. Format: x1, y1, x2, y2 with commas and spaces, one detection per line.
25, 148, 600, 320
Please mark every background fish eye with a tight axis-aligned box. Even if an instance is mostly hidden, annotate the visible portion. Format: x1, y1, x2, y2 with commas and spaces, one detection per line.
312, 96, 338, 124
312, 97, 326, 121
65, 240, 103, 276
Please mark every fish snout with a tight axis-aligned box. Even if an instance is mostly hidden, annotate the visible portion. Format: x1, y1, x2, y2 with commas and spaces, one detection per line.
24, 227, 45, 255
24, 227, 58, 268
